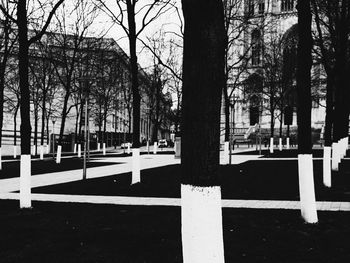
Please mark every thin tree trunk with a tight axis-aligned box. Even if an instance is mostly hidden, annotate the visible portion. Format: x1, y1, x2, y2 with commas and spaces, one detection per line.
324, 75, 334, 146
58, 90, 70, 145
41, 90, 46, 145
0, 75, 5, 147
223, 86, 230, 141
14, 104, 19, 145
34, 107, 38, 154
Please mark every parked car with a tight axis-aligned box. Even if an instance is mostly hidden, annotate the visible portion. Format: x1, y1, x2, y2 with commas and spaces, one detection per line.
121, 142, 132, 149
158, 139, 168, 148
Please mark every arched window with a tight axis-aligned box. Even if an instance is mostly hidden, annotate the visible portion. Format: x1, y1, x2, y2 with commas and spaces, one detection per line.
251, 29, 261, 66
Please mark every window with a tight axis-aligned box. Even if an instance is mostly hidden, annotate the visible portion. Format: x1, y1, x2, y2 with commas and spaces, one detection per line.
251, 29, 262, 66
281, 0, 294, 12
258, 0, 265, 14
248, 0, 255, 15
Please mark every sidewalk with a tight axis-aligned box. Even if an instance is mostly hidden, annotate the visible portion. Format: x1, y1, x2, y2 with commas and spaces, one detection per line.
0, 150, 349, 212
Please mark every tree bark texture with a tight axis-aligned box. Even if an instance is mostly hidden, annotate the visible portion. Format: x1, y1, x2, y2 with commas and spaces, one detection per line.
18, 0, 32, 155
181, 0, 226, 186
126, 0, 141, 148
296, 0, 312, 154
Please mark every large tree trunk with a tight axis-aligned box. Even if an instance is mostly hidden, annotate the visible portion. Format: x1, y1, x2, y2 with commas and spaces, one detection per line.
296, 0, 317, 223
18, 1, 31, 155
126, 0, 140, 148
181, 0, 226, 262
333, 30, 349, 141
17, 0, 32, 209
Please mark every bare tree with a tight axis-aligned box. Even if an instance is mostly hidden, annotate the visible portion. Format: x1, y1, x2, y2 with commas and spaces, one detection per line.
97, 0, 173, 148
50, 0, 99, 148
0, 2, 17, 154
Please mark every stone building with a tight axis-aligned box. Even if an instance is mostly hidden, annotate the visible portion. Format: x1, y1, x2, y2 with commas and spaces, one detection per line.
221, 0, 325, 142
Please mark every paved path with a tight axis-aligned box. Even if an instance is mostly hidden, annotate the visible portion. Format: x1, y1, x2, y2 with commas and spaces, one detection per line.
1, 192, 350, 211
0, 150, 349, 212
0, 154, 180, 193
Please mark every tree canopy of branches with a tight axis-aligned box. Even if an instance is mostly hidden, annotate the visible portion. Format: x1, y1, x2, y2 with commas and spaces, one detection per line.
96, 0, 173, 147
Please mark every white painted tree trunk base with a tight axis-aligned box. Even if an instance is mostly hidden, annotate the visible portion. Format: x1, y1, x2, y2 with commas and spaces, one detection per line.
78, 144, 81, 158
46, 144, 50, 154
222, 141, 229, 165
323, 146, 331, 188
127, 144, 131, 154
146, 141, 150, 153
331, 142, 339, 171
20, 155, 31, 208
131, 148, 141, 184
298, 154, 318, 223
13, 145, 17, 158
56, 145, 62, 164
269, 137, 274, 154
0, 147, 2, 170
103, 143, 106, 155
181, 184, 225, 263
40, 145, 44, 160
279, 138, 282, 151
286, 137, 290, 149
153, 142, 158, 154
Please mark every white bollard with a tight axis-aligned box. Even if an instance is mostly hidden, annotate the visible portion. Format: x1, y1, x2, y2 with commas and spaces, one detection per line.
78, 144, 81, 158
286, 137, 290, 149
279, 138, 282, 151
153, 142, 158, 154
146, 141, 150, 153
331, 142, 339, 171
131, 148, 141, 184
20, 154, 31, 208
46, 143, 50, 154
323, 146, 332, 187
181, 184, 225, 263
40, 145, 44, 160
103, 143, 106, 155
0, 147, 2, 170
127, 144, 131, 154
346, 137, 349, 151
97, 142, 100, 152
13, 145, 17, 158
56, 145, 62, 164
73, 143, 77, 154
298, 154, 318, 223
31, 145, 34, 156
270, 137, 274, 154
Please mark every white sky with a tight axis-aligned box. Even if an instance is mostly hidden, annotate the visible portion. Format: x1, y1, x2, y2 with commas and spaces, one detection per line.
87, 0, 183, 70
